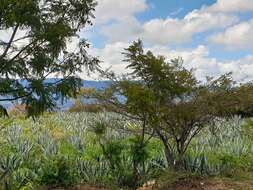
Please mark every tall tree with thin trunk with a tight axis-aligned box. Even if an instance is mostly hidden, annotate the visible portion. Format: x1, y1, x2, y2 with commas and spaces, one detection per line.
96, 40, 253, 169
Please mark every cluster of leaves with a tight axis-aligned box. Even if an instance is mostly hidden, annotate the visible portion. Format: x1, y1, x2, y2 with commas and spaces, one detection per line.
91, 119, 163, 189
0, 0, 99, 117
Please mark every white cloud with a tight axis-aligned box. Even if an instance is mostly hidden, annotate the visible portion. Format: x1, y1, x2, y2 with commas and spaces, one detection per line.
146, 45, 222, 79
100, 10, 238, 45
94, 0, 148, 24
141, 11, 238, 45
101, 17, 143, 43
209, 19, 253, 49
79, 0, 253, 80
149, 45, 253, 81
0, 28, 30, 57
206, 0, 253, 13
93, 0, 241, 45
90, 42, 128, 67
79, 42, 131, 79
83, 42, 253, 81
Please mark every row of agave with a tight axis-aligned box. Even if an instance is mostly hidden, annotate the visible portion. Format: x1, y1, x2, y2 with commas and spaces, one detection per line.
0, 113, 252, 189
183, 116, 253, 174
0, 113, 165, 189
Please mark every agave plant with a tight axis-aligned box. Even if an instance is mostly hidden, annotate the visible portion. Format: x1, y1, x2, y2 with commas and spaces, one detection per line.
75, 158, 111, 183
182, 116, 253, 175
0, 112, 252, 188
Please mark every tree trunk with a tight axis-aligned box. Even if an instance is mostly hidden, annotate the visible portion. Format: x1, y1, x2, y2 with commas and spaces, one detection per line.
164, 143, 175, 167
155, 129, 175, 167
174, 152, 185, 170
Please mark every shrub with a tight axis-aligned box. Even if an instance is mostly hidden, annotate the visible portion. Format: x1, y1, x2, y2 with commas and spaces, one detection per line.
39, 156, 77, 187
69, 103, 103, 113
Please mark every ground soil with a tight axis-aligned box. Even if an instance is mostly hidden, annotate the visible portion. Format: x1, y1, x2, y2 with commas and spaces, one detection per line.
47, 178, 253, 190
149, 177, 253, 190
46, 184, 108, 190
76, 185, 108, 190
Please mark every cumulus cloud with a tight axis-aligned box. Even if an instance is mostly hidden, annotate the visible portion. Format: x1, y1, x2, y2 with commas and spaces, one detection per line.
209, 19, 253, 50
141, 11, 238, 45
147, 45, 223, 80
101, 17, 143, 43
148, 45, 253, 81
78, 42, 131, 79
79, 0, 253, 80
83, 42, 253, 81
100, 9, 238, 45
206, 0, 253, 13
91, 0, 253, 47
93, 0, 241, 45
94, 0, 148, 24
90, 42, 128, 67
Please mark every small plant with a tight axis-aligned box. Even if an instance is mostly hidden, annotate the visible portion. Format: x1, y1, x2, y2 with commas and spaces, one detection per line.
39, 156, 77, 188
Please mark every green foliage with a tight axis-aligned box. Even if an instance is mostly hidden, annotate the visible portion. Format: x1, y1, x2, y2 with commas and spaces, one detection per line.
69, 103, 104, 113
90, 116, 165, 188
39, 156, 77, 187
0, 113, 252, 189
93, 120, 107, 136
97, 40, 253, 170
156, 169, 192, 189
124, 41, 197, 98
129, 136, 149, 166
241, 119, 253, 140
0, 0, 99, 117
182, 117, 253, 176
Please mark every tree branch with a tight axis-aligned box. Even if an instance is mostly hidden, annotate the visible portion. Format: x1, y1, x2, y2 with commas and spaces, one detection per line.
0, 92, 32, 102
0, 25, 19, 59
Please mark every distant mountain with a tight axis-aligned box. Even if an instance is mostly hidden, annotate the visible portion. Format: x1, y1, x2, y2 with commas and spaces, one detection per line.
82, 80, 111, 90
62, 80, 111, 110
18, 78, 111, 90
1, 79, 111, 110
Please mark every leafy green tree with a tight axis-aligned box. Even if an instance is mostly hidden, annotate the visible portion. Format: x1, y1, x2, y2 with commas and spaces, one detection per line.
96, 40, 253, 169
0, 0, 99, 117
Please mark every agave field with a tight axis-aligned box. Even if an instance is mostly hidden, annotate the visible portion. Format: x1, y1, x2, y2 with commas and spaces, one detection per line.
0, 113, 252, 189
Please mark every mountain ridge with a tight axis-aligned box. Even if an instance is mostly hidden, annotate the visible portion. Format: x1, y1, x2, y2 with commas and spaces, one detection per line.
1, 79, 110, 110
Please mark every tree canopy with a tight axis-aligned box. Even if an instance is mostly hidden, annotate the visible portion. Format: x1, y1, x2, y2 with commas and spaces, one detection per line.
0, 0, 98, 117
95, 40, 253, 168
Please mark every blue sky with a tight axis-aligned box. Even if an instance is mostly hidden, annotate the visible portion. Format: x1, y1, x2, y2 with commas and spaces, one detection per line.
81, 0, 253, 81
138, 0, 216, 20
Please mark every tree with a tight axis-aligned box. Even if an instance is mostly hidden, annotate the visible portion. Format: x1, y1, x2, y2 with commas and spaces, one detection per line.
0, 0, 99, 117
96, 40, 253, 169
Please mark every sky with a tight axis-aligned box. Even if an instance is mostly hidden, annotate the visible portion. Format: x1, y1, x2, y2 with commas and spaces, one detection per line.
81, 0, 253, 81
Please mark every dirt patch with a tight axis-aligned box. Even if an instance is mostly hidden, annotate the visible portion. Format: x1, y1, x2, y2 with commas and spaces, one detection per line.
45, 178, 253, 190
46, 184, 108, 190
164, 178, 227, 190
154, 177, 253, 190
75, 185, 108, 190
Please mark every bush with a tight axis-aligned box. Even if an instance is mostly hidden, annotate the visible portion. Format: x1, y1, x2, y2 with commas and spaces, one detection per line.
39, 156, 77, 187
69, 103, 103, 113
